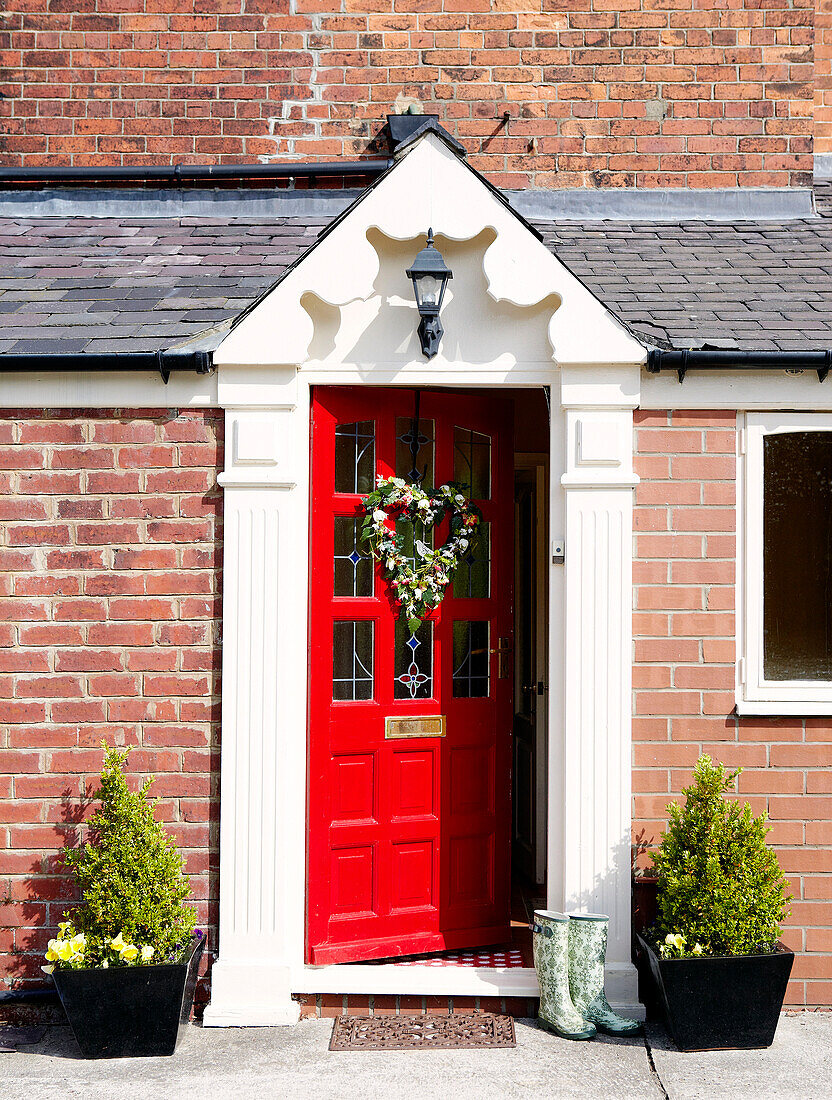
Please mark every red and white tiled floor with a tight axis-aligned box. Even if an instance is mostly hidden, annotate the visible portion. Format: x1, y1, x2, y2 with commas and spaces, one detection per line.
391, 947, 527, 968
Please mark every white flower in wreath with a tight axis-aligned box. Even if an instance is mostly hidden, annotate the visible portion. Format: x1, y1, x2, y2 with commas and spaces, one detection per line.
459, 538, 468, 550
416, 498, 430, 510
415, 539, 431, 558
372, 509, 387, 522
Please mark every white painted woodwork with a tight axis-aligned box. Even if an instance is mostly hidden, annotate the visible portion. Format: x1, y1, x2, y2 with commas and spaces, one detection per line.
198, 131, 647, 1023
738, 411, 832, 714
555, 378, 640, 1011
204, 375, 309, 1027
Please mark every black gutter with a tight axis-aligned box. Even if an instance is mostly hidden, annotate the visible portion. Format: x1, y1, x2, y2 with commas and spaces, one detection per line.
0, 160, 393, 187
0, 349, 214, 384
646, 348, 832, 384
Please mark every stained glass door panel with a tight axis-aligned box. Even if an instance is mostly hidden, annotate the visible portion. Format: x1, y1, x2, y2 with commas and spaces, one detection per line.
308, 387, 514, 964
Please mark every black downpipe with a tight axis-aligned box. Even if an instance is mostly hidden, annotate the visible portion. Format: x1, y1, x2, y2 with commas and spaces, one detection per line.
646, 348, 832, 384
0, 987, 60, 1006
0, 160, 392, 187
0, 349, 214, 384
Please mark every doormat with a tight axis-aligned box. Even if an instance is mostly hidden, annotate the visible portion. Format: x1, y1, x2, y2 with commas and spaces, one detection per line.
329, 1013, 516, 1051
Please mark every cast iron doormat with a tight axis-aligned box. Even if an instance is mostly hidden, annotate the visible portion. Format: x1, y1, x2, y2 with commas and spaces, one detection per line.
329, 1012, 516, 1051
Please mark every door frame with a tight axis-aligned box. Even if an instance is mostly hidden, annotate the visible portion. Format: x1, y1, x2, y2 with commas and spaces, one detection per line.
205, 362, 642, 1023
513, 453, 549, 887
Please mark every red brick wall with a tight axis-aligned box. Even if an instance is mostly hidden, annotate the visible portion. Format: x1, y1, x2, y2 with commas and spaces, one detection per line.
817, 0, 832, 153
0, 409, 222, 992
633, 410, 832, 1008
0, 1, 813, 188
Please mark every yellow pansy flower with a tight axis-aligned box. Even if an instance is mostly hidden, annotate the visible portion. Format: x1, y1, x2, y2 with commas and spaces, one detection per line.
45, 940, 60, 962
41, 964, 55, 975
54, 939, 75, 962
109, 932, 127, 953
57, 921, 73, 937
120, 943, 139, 963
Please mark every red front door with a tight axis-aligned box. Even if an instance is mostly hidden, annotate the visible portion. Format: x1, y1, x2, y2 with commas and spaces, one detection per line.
307, 387, 514, 964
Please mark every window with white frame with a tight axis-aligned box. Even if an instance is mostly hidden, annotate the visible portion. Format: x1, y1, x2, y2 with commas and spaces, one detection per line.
741, 412, 832, 713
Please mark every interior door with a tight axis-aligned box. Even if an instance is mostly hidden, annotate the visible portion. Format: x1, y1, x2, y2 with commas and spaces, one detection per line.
307, 386, 514, 964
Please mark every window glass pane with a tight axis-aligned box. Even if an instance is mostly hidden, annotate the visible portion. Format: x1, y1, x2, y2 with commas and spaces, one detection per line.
453, 522, 490, 599
764, 432, 832, 680
395, 416, 435, 487
452, 620, 490, 698
394, 618, 433, 700
333, 620, 374, 701
334, 516, 373, 598
335, 421, 375, 495
454, 427, 491, 499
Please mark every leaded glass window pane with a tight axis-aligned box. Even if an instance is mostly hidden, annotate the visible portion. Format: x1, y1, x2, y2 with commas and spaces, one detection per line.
335, 421, 375, 495
333, 620, 374, 701
764, 432, 832, 680
334, 516, 373, 597
454, 427, 491, 499
453, 522, 490, 599
395, 416, 435, 487
452, 620, 489, 698
394, 618, 434, 700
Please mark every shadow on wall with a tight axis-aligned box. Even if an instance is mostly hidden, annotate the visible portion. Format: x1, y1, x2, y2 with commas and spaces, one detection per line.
300, 227, 562, 368
7, 786, 90, 985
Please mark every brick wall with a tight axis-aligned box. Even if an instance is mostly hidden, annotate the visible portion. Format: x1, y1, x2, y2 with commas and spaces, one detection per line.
0, 1, 813, 188
633, 410, 832, 1008
817, 0, 832, 153
0, 409, 222, 994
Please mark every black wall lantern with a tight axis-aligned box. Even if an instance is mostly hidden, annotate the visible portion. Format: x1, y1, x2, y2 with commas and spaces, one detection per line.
406, 229, 452, 360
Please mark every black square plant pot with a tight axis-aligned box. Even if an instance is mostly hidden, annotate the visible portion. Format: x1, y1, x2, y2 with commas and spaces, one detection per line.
52, 931, 205, 1059
637, 933, 793, 1051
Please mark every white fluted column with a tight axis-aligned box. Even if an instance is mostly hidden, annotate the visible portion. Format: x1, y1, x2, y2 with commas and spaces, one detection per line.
204, 367, 307, 1026
551, 365, 641, 1015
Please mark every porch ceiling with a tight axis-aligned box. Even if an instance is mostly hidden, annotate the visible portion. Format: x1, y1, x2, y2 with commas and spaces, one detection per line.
0, 182, 831, 357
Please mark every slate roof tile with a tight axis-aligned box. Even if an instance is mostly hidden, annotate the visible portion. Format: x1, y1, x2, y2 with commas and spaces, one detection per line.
0, 185, 831, 355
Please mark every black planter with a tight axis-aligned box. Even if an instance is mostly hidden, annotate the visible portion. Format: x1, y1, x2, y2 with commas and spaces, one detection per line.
637, 933, 793, 1051
52, 931, 205, 1059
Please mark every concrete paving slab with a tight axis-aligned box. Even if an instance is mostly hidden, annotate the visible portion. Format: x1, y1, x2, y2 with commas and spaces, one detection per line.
0, 1018, 663, 1100
648, 1015, 832, 1100
0, 1014, 827, 1100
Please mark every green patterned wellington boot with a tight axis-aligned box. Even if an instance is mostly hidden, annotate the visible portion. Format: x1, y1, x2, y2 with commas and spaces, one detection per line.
532, 910, 596, 1040
566, 913, 643, 1036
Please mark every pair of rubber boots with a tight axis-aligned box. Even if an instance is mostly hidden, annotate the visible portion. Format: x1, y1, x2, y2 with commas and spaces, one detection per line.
532, 910, 642, 1041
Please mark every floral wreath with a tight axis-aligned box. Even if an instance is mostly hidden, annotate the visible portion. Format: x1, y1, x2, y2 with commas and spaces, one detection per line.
361, 475, 482, 633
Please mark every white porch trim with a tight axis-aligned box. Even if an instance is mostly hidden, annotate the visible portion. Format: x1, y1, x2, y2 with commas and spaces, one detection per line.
204, 129, 646, 1026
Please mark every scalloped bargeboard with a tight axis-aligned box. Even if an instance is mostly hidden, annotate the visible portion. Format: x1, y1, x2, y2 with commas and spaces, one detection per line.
329, 1013, 516, 1051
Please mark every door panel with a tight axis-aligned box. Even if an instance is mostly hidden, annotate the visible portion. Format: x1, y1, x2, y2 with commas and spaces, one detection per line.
308, 387, 513, 964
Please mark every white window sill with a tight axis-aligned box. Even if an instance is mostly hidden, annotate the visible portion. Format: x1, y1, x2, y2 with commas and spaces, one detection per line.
736, 698, 832, 717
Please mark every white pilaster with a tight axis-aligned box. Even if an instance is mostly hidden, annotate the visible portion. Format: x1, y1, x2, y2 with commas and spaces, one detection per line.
203, 366, 307, 1026
552, 364, 642, 1015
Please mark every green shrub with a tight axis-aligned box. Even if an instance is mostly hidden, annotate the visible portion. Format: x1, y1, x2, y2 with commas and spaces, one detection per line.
649, 754, 790, 957
49, 746, 196, 970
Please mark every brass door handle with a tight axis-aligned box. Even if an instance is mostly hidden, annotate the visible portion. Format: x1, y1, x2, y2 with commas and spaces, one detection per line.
489, 636, 513, 679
